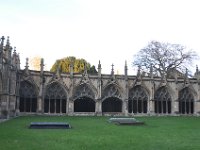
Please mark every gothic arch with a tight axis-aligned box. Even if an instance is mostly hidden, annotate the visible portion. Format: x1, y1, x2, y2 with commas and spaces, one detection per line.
102, 83, 123, 113
155, 83, 176, 101
128, 85, 148, 114
154, 86, 172, 114
73, 83, 96, 100
19, 80, 38, 112
102, 83, 123, 100
44, 81, 68, 113
178, 85, 198, 100
73, 83, 96, 112
179, 87, 194, 114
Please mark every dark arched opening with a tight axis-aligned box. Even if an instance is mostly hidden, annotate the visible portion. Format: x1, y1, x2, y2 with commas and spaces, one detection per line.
102, 97, 122, 112
19, 81, 37, 112
179, 88, 194, 114
154, 87, 171, 114
74, 96, 95, 112
128, 86, 148, 114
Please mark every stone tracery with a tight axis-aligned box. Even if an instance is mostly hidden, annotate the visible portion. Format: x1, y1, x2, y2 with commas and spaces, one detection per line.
44, 82, 67, 113
128, 85, 148, 114
154, 86, 171, 114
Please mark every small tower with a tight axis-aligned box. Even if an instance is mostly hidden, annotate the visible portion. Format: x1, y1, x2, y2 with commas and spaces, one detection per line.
184, 68, 190, 85
12, 47, 18, 68
124, 60, 128, 81
40, 58, 44, 74
150, 64, 153, 79
195, 65, 200, 82
25, 58, 29, 70
5, 36, 12, 64
98, 60, 102, 77
111, 63, 115, 80
136, 65, 142, 82
0, 36, 5, 68
0, 36, 5, 49
24, 58, 30, 76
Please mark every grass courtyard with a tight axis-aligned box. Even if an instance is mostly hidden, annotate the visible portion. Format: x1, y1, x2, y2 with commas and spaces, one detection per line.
0, 116, 200, 150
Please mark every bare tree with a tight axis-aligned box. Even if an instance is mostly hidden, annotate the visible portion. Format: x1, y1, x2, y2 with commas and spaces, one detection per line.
133, 41, 198, 77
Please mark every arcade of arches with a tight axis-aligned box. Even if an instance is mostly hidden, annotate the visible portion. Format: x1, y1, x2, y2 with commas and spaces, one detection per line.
18, 80, 198, 115
2, 36, 200, 118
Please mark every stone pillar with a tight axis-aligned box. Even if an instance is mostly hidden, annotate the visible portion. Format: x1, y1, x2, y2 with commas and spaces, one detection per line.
37, 83, 44, 113
148, 84, 155, 115
149, 99, 154, 115
171, 88, 179, 115
68, 99, 74, 116
16, 96, 20, 114
171, 100, 179, 115
37, 58, 44, 113
122, 99, 128, 116
194, 100, 200, 115
95, 99, 102, 116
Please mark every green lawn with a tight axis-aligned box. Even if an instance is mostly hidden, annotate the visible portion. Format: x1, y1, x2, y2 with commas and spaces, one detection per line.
0, 116, 200, 150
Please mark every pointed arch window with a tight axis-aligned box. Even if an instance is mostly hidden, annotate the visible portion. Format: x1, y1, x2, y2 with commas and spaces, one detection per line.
154, 87, 171, 114
19, 81, 37, 112
128, 85, 148, 114
44, 82, 67, 113
179, 87, 194, 114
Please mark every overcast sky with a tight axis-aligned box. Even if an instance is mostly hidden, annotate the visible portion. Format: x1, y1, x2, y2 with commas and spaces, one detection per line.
1, 0, 200, 74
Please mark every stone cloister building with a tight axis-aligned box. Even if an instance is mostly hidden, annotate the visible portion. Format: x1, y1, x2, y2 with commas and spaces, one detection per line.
1, 36, 200, 118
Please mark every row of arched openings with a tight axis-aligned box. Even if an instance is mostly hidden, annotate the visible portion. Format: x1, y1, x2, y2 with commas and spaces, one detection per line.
19, 81, 194, 114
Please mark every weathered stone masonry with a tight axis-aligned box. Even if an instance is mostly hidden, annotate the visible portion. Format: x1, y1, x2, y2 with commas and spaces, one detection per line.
1, 36, 200, 118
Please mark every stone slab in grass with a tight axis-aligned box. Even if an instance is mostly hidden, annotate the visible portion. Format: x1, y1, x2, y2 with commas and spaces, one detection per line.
109, 118, 144, 125
29, 122, 71, 129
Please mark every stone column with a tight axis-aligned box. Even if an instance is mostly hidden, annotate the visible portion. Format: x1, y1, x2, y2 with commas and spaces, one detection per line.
171, 88, 179, 115
149, 99, 154, 115
68, 98, 74, 116
148, 84, 155, 115
194, 100, 200, 115
172, 100, 179, 115
37, 84, 43, 113
122, 99, 128, 116
95, 99, 102, 116
37, 58, 44, 113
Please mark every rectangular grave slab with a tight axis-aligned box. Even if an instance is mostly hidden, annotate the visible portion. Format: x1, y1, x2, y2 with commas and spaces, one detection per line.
29, 122, 71, 129
109, 118, 144, 125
